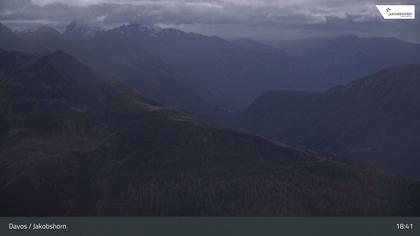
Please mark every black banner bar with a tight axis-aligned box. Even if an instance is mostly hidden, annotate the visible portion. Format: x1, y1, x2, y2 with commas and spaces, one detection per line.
1, 217, 418, 236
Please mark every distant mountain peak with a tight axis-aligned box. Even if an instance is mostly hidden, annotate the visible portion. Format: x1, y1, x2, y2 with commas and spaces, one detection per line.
49, 49, 75, 59
64, 20, 99, 37
34, 26, 61, 37
111, 22, 187, 37
127, 21, 157, 29
114, 22, 164, 36
0, 22, 13, 35
26, 50, 88, 77
65, 20, 78, 33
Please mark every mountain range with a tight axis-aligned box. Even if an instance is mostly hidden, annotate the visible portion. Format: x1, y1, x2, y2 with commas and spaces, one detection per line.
1, 22, 420, 109
275, 35, 420, 90
235, 64, 420, 178
1, 49, 420, 216
2, 20, 420, 216
101, 25, 420, 105
0, 22, 232, 122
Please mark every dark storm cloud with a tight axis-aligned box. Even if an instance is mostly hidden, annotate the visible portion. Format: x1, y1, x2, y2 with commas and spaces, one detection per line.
0, 0, 419, 42
24, 0, 382, 25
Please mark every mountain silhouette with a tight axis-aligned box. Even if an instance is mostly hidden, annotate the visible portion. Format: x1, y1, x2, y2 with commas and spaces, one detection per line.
1, 49, 420, 216
276, 35, 420, 90
2, 22, 420, 109
0, 22, 232, 121
235, 64, 420, 178
102, 26, 420, 105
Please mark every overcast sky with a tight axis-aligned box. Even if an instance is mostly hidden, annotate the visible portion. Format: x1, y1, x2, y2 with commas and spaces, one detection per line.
1, 0, 419, 42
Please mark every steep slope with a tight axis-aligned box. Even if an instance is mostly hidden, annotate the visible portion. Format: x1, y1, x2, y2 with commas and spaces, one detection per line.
235, 64, 420, 177
3, 22, 420, 109
0, 49, 420, 216
106, 23, 294, 106
63, 33, 230, 120
105, 26, 420, 105
0, 23, 17, 50
0, 22, 231, 121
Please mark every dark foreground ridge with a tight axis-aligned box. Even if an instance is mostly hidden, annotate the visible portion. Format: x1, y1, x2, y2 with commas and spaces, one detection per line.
0, 49, 420, 216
